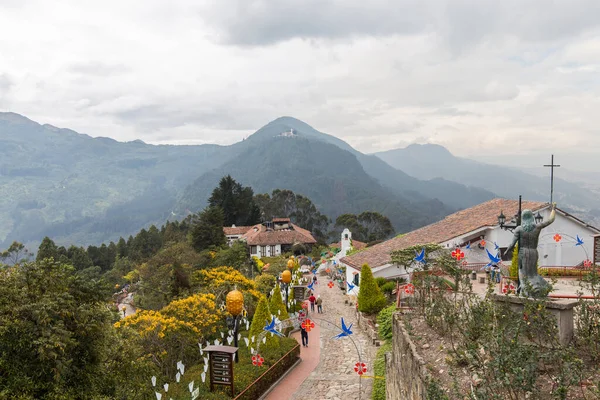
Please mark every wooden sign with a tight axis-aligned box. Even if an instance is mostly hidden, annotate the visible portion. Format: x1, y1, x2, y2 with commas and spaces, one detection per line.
594, 235, 600, 265
204, 345, 237, 397
292, 285, 306, 302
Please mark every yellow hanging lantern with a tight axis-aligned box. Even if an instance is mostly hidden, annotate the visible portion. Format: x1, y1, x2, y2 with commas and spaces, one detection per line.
226, 289, 244, 316
282, 270, 292, 284
287, 259, 295, 269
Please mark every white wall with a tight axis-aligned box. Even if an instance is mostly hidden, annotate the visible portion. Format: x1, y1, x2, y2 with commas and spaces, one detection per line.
251, 244, 282, 259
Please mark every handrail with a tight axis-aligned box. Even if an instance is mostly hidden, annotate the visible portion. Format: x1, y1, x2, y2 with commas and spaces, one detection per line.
233, 343, 301, 399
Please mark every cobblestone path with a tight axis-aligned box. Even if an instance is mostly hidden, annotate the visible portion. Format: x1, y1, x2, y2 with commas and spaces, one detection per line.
290, 279, 375, 400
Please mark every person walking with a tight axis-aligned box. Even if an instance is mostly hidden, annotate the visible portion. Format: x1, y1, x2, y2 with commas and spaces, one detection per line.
308, 293, 316, 312
313, 274, 318, 285
300, 326, 309, 347
316, 295, 323, 313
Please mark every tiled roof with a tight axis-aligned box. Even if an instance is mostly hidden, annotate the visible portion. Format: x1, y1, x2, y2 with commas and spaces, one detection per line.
329, 240, 368, 250
243, 222, 317, 246
273, 217, 291, 223
341, 198, 547, 270
223, 226, 252, 235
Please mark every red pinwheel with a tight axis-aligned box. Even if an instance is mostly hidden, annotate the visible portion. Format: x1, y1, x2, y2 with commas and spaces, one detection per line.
354, 362, 367, 375
480, 240, 486, 246
252, 354, 264, 367
328, 281, 334, 288
404, 283, 415, 295
301, 319, 315, 332
301, 302, 308, 309
461, 260, 468, 267
584, 259, 593, 268
451, 249, 465, 260
554, 234, 562, 242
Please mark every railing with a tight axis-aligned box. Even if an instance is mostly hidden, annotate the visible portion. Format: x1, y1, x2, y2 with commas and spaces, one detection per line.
233, 343, 301, 400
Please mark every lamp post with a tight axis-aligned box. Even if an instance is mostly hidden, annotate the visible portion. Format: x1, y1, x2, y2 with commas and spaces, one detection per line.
282, 270, 292, 311
226, 288, 244, 363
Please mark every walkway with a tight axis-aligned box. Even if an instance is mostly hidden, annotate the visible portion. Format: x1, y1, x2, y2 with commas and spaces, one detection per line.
266, 277, 376, 400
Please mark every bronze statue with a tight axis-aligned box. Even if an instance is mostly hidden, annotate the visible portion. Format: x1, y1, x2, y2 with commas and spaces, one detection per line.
504, 203, 556, 297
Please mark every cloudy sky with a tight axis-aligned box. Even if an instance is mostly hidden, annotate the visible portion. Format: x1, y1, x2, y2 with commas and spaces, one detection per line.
1, 0, 600, 170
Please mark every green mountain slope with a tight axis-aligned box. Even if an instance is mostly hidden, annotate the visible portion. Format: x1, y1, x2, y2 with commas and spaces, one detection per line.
0, 112, 229, 247
375, 144, 599, 214
178, 135, 450, 233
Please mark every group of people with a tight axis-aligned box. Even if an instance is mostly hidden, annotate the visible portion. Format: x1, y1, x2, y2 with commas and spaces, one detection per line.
485, 264, 502, 283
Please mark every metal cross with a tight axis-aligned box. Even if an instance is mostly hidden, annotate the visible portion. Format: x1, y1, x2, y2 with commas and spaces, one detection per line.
543, 154, 560, 204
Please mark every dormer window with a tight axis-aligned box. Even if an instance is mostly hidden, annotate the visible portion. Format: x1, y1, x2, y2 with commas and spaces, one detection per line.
344, 234, 349, 240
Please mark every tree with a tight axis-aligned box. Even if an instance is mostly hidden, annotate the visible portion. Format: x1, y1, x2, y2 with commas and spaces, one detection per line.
255, 189, 330, 242
357, 264, 387, 314
189, 206, 227, 252
269, 284, 289, 321
37, 236, 59, 262
209, 175, 261, 226
66, 245, 93, 270
334, 211, 394, 242
249, 295, 272, 342
510, 244, 519, 279
0, 241, 32, 265
211, 241, 252, 274
116, 237, 128, 258
0, 259, 140, 398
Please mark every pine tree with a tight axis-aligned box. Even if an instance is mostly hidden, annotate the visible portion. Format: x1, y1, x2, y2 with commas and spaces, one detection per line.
357, 263, 387, 314
510, 244, 519, 279
249, 296, 275, 347
189, 206, 227, 252
36, 237, 58, 261
269, 284, 289, 321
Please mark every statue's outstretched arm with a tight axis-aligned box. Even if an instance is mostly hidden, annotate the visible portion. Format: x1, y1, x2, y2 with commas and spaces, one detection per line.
538, 203, 556, 229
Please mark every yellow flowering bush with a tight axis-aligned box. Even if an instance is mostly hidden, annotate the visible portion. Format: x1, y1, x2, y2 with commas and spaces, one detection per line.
115, 293, 225, 374
193, 266, 262, 300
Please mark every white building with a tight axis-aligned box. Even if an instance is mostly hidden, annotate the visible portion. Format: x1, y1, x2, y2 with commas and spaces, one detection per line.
223, 218, 317, 259
340, 198, 600, 292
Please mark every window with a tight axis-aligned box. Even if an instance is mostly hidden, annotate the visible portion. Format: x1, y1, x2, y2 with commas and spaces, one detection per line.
261, 246, 267, 257
250, 246, 257, 255
353, 273, 360, 286
270, 245, 276, 255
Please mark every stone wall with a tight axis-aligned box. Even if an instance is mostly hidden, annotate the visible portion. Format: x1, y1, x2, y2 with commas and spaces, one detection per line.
356, 310, 380, 346
385, 313, 430, 400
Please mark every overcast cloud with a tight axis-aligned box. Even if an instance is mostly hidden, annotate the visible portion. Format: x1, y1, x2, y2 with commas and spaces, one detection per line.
1, 0, 600, 170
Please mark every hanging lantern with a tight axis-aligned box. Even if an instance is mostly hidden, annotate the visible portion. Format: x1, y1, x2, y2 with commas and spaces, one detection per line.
226, 289, 244, 316
282, 270, 292, 284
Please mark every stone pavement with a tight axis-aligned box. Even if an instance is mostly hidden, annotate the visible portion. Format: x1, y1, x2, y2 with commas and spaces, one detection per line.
288, 278, 375, 400
264, 321, 321, 400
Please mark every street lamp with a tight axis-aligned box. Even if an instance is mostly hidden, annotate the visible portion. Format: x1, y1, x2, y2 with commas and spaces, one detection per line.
226, 288, 244, 363
282, 270, 292, 311
497, 195, 544, 232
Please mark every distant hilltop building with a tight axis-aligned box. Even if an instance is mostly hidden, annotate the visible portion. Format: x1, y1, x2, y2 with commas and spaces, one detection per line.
278, 128, 296, 137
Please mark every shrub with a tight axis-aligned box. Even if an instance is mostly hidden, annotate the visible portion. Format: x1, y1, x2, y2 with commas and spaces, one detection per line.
357, 264, 387, 314
377, 304, 396, 340
375, 277, 387, 287
372, 341, 392, 400
380, 281, 396, 295
509, 244, 519, 279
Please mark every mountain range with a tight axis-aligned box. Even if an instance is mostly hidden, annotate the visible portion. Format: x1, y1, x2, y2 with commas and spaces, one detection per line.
0, 112, 597, 249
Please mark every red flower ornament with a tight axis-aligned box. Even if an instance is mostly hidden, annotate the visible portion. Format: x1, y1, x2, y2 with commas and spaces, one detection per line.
252, 354, 264, 367
354, 362, 367, 375
328, 281, 334, 288
301, 319, 315, 332
553, 234, 562, 242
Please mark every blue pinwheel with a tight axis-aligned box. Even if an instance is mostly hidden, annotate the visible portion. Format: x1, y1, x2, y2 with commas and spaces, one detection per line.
307, 282, 315, 291
485, 249, 501, 267
466, 243, 471, 250
332, 317, 353, 339
576, 235, 584, 246
414, 248, 426, 264
263, 317, 284, 337
347, 281, 356, 292
494, 242, 500, 250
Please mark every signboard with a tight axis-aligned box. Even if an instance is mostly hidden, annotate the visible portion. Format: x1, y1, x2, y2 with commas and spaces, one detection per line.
204, 345, 237, 397
293, 285, 306, 302
594, 235, 600, 265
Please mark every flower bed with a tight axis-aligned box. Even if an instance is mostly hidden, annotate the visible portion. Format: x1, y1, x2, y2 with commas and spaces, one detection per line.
164, 337, 299, 399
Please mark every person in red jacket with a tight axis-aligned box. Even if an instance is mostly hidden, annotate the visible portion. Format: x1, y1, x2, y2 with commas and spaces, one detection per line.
308, 293, 316, 312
